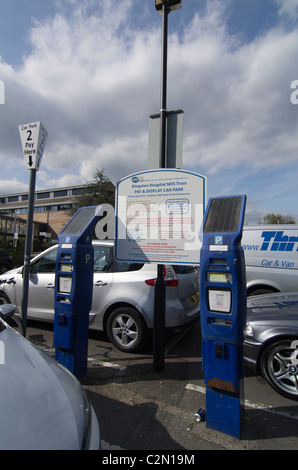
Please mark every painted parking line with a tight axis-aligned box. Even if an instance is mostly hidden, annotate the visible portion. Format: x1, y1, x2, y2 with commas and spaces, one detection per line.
37, 344, 128, 373
88, 357, 127, 371
185, 383, 298, 421
185, 383, 206, 394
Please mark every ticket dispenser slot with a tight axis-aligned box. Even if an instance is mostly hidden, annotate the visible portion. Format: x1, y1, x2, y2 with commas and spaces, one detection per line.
200, 195, 247, 439
53, 206, 103, 378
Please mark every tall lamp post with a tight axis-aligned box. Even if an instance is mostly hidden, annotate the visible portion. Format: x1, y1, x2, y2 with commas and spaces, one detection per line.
155, 0, 182, 169
153, 0, 182, 372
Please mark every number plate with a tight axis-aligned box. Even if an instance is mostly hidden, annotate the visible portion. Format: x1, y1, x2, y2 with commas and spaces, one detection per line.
189, 292, 199, 306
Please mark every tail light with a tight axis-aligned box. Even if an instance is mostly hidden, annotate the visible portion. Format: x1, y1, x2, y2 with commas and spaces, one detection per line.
145, 265, 178, 287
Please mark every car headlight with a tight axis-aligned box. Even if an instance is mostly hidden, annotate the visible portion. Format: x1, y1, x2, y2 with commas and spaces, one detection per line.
245, 323, 254, 337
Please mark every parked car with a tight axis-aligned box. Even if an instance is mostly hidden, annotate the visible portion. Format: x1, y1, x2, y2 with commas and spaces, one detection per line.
0, 240, 200, 352
242, 225, 298, 296
0, 248, 13, 274
0, 303, 100, 450
244, 292, 298, 401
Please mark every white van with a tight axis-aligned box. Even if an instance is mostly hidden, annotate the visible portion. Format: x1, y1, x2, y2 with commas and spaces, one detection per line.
242, 225, 298, 296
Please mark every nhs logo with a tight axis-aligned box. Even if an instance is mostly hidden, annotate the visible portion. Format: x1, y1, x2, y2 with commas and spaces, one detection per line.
214, 235, 223, 245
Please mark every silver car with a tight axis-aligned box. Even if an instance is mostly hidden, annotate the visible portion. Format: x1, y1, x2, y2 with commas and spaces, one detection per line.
0, 303, 100, 450
0, 240, 200, 352
244, 292, 298, 401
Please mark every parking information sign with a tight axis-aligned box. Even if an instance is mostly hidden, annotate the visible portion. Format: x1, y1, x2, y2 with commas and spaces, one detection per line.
115, 169, 207, 265
19, 121, 48, 171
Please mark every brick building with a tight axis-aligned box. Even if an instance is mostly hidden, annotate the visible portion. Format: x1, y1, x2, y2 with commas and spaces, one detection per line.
0, 183, 115, 243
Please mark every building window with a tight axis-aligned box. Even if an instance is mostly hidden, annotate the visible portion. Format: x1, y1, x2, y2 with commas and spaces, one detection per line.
37, 192, 50, 200
7, 196, 18, 203
58, 204, 71, 211
54, 190, 68, 198
71, 187, 85, 196
15, 208, 28, 214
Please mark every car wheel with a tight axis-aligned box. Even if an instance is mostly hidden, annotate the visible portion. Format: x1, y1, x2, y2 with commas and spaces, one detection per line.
260, 339, 298, 401
248, 287, 276, 296
106, 307, 147, 352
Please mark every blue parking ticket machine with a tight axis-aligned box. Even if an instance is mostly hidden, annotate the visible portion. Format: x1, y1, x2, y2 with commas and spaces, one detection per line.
53, 206, 103, 378
200, 195, 247, 438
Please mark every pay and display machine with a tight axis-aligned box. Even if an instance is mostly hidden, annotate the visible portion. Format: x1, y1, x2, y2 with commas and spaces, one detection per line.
53, 206, 103, 378
200, 195, 247, 438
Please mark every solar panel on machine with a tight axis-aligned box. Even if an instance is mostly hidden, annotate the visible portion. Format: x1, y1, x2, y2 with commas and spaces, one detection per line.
204, 197, 242, 234
60, 207, 97, 235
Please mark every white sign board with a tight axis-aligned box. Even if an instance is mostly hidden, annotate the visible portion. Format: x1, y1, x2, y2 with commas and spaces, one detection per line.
115, 169, 207, 265
19, 121, 47, 171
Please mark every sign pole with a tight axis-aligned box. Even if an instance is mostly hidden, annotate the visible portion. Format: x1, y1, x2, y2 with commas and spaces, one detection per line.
18, 121, 47, 337
153, 1, 170, 372
21, 168, 36, 337
159, 1, 169, 169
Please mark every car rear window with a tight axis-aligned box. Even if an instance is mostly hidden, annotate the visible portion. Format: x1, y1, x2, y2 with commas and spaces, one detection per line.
93, 246, 144, 273
113, 261, 144, 273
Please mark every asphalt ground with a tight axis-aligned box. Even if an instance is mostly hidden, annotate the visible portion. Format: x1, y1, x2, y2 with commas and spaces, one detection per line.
25, 320, 298, 453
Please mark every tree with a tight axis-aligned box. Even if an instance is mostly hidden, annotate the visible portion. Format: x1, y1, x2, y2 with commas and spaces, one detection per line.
69, 169, 115, 215
262, 213, 296, 224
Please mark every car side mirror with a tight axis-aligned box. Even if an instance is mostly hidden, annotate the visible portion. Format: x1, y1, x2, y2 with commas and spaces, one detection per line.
0, 304, 17, 320
21, 265, 33, 277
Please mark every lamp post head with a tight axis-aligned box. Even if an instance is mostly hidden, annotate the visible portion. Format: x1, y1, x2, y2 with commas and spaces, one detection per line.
155, 0, 182, 14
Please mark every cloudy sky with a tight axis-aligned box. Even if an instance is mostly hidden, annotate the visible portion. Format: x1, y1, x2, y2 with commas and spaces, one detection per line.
0, 0, 298, 224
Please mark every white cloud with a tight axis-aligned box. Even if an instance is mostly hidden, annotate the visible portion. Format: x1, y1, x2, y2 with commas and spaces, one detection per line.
0, 0, 298, 220
167, 14, 298, 175
275, 0, 298, 18
0, 178, 28, 194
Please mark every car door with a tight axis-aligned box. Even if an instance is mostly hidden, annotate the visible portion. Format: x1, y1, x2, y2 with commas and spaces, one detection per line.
89, 245, 113, 329
15, 247, 57, 321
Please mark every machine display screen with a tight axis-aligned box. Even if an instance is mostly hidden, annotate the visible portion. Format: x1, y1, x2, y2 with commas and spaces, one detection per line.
59, 263, 73, 272
210, 258, 227, 265
207, 272, 232, 283
208, 289, 231, 313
